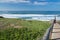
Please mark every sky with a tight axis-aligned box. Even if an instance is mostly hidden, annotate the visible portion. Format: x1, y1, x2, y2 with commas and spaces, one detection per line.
0, 0, 60, 11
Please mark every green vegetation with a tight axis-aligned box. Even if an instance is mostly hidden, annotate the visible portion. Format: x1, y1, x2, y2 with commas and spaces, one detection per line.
0, 18, 50, 40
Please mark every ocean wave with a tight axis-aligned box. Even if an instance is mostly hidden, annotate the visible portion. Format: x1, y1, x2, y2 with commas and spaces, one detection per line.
0, 14, 59, 21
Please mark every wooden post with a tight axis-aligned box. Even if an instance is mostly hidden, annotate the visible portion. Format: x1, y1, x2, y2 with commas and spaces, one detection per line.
54, 16, 56, 23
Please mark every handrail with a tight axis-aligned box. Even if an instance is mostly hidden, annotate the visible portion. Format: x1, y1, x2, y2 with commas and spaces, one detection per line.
41, 16, 56, 40
41, 22, 54, 40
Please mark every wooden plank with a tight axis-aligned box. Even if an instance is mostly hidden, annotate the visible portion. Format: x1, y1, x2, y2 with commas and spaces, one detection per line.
50, 23, 60, 40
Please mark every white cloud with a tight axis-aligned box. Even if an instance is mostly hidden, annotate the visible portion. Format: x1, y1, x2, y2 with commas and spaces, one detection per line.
0, 0, 30, 3
34, 1, 48, 5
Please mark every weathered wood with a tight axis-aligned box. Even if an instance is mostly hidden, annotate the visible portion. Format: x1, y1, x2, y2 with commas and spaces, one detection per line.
50, 23, 60, 40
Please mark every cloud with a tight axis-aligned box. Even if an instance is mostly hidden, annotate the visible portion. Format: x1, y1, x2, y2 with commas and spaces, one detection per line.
33, 1, 60, 5
34, 1, 48, 5
0, 0, 30, 3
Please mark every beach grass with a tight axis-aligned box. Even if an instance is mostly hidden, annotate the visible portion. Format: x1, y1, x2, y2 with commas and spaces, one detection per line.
0, 18, 50, 40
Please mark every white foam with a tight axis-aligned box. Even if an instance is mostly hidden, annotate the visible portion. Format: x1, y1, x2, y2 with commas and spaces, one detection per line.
0, 14, 59, 21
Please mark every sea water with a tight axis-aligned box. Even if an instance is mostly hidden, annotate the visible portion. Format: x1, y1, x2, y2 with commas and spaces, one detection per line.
0, 11, 60, 21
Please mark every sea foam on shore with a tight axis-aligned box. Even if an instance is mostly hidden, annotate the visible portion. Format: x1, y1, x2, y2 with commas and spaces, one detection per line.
0, 14, 59, 21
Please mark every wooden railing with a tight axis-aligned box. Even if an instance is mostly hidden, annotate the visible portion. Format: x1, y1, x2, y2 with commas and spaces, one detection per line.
41, 19, 56, 40
41, 23, 54, 40
42, 16, 57, 40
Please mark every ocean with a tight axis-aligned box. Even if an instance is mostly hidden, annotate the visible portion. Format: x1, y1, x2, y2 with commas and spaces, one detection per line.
0, 11, 60, 14
0, 11, 60, 21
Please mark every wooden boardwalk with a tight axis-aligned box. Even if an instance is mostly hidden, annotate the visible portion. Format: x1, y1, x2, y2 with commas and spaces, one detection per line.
50, 23, 60, 40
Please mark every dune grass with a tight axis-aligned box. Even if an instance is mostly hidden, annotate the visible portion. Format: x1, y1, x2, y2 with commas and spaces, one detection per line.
0, 18, 50, 40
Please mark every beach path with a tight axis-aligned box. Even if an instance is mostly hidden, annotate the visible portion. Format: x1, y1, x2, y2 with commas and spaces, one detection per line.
50, 23, 60, 40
